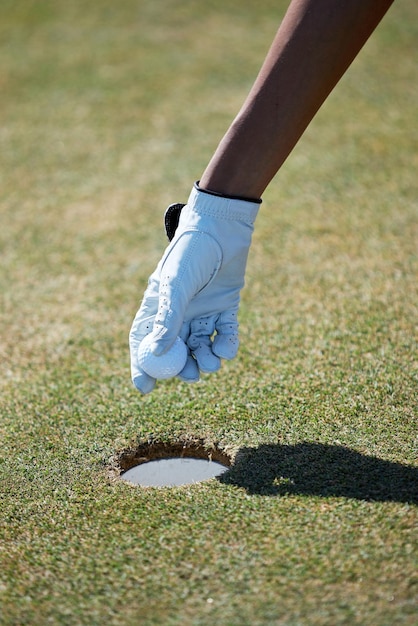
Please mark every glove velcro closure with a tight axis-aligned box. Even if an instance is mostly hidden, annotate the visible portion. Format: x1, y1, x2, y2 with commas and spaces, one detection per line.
165, 203, 186, 241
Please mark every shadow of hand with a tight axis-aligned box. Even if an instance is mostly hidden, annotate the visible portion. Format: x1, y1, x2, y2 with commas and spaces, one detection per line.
219, 442, 418, 503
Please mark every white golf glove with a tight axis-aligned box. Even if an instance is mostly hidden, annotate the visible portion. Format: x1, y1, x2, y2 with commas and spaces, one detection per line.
129, 182, 261, 393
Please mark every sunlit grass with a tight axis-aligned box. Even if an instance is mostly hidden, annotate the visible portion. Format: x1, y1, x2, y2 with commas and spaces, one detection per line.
0, 1, 417, 624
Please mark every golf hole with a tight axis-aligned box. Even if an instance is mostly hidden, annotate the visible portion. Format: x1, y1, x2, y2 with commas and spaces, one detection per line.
114, 440, 231, 488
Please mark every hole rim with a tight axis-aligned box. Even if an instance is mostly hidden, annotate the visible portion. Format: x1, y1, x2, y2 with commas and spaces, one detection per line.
109, 436, 232, 486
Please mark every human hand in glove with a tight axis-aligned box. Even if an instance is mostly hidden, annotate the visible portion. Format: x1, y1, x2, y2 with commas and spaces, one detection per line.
129, 182, 261, 394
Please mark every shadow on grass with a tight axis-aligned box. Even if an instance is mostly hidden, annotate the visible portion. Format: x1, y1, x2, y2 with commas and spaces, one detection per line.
218, 442, 418, 503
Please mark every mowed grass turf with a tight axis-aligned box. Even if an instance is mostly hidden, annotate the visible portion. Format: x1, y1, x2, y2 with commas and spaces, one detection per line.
0, 1, 417, 624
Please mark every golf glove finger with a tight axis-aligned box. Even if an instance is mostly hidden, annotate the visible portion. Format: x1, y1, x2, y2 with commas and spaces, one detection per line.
129, 182, 260, 393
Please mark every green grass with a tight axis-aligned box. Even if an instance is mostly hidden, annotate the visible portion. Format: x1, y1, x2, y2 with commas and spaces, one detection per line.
1, 1, 417, 624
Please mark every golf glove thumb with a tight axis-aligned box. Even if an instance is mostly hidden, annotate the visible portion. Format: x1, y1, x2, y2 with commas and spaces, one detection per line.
129, 182, 261, 393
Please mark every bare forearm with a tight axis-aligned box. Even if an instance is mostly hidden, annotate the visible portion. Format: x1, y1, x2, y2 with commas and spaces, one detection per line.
200, 0, 394, 198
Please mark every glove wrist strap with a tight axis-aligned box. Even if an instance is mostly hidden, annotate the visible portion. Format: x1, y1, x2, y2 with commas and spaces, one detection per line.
164, 181, 261, 241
